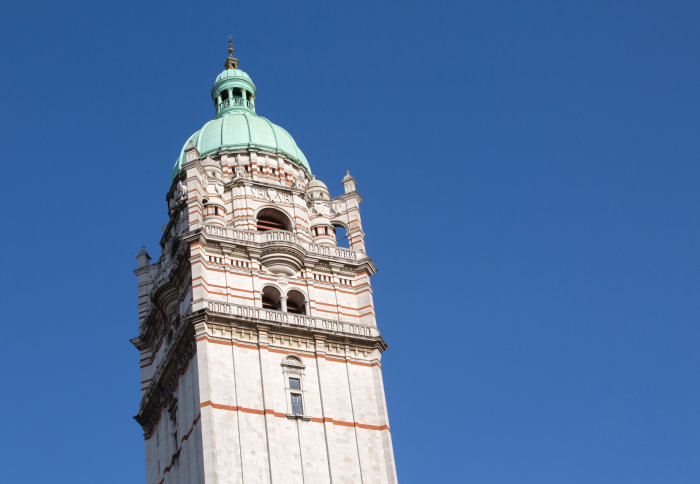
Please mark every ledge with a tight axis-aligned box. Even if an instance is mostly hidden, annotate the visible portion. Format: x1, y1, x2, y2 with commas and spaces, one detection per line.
286, 414, 312, 421
202, 301, 380, 339
202, 225, 366, 264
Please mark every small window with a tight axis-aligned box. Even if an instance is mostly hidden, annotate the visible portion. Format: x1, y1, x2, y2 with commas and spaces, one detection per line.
282, 356, 306, 418
290, 393, 303, 415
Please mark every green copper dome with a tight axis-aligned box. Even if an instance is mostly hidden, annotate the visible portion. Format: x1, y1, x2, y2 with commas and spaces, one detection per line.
171, 42, 311, 181
214, 68, 254, 85
171, 111, 311, 180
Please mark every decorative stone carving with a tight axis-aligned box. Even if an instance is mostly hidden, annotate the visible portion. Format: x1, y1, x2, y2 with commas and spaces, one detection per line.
176, 181, 188, 203
248, 186, 293, 204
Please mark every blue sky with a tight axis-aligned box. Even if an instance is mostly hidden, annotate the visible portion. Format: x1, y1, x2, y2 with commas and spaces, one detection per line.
1, 1, 698, 482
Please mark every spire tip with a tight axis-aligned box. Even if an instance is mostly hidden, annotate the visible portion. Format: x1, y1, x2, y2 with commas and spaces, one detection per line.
224, 37, 239, 69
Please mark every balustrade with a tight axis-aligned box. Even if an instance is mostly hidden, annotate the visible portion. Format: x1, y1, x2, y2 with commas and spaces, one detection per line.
217, 98, 254, 112
207, 301, 375, 337
203, 225, 359, 262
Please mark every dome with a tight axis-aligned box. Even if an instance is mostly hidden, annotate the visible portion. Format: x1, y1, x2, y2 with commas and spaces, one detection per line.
215, 68, 253, 84
171, 111, 311, 180
171, 43, 311, 182
307, 177, 328, 191
307, 176, 330, 200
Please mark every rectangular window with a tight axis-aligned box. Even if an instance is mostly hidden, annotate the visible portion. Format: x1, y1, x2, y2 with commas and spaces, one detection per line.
289, 377, 301, 390
290, 393, 303, 415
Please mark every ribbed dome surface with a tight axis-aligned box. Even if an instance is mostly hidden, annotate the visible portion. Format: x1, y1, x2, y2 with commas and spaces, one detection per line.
214, 68, 253, 84
171, 111, 310, 180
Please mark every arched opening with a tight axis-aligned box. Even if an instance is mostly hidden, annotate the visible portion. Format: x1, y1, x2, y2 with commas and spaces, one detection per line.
256, 208, 292, 232
261, 286, 282, 311
286, 290, 306, 315
333, 223, 350, 248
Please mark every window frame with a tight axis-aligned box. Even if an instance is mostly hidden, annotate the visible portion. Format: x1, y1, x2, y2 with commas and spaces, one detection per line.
281, 355, 310, 420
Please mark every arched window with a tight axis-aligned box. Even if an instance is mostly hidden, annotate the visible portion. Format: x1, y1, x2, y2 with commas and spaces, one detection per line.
261, 286, 282, 311
332, 223, 350, 248
281, 355, 306, 417
286, 290, 306, 315
256, 208, 292, 232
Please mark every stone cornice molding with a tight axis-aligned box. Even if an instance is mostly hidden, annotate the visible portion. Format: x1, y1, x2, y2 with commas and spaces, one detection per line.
204, 301, 382, 342
334, 191, 362, 204
201, 313, 388, 356
130, 335, 147, 351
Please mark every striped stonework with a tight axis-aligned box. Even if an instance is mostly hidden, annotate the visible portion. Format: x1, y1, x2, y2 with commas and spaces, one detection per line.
133, 62, 396, 484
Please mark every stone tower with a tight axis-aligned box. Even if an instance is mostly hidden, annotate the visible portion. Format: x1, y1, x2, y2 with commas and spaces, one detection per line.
132, 41, 398, 483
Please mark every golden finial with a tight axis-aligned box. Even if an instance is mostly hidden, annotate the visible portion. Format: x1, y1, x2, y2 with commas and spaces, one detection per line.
224, 35, 239, 69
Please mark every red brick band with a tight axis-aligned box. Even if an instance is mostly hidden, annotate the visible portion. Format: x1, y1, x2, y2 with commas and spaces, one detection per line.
200, 400, 390, 432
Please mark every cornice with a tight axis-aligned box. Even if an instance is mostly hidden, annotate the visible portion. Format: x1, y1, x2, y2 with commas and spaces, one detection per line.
334, 191, 362, 204
205, 316, 389, 355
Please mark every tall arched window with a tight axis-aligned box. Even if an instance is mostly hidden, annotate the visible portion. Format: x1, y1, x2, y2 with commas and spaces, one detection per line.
256, 208, 292, 232
286, 290, 306, 315
261, 286, 282, 310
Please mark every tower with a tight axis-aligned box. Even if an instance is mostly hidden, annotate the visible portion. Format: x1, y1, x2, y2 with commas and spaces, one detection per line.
133, 41, 397, 483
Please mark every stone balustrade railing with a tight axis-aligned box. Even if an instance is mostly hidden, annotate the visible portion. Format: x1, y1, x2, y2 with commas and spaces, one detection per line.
207, 301, 377, 337
217, 98, 254, 112
203, 225, 362, 262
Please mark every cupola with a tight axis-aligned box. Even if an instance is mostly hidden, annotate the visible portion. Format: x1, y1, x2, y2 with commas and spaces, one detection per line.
211, 37, 257, 116
171, 40, 312, 183
307, 176, 330, 200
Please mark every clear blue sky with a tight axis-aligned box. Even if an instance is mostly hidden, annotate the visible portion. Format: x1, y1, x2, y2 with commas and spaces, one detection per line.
1, 1, 698, 482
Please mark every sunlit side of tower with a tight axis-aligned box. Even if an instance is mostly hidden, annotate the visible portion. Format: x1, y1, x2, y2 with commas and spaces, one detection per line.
132, 41, 398, 483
